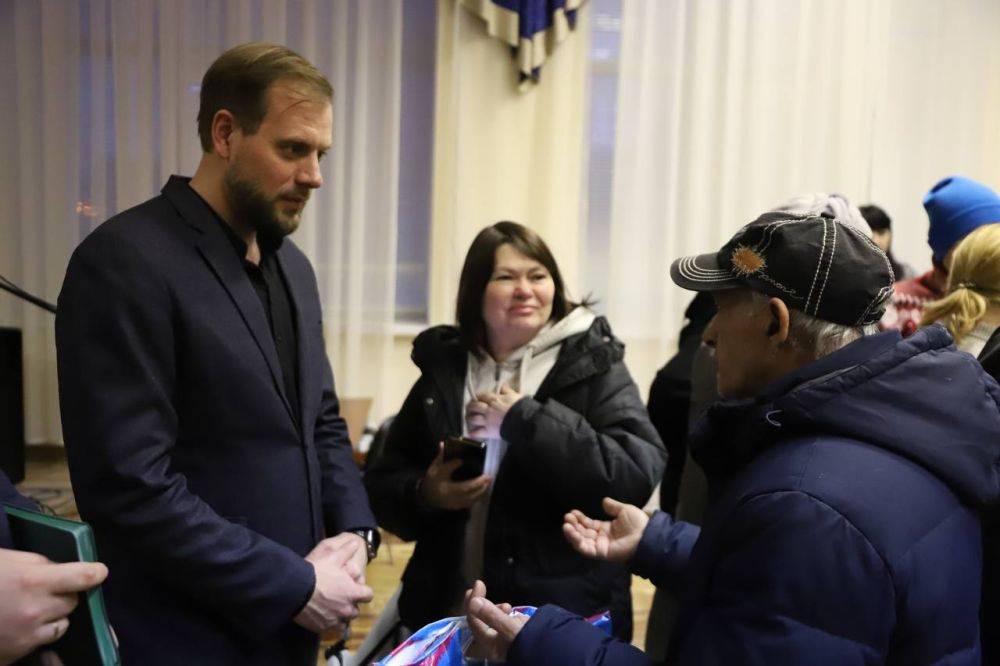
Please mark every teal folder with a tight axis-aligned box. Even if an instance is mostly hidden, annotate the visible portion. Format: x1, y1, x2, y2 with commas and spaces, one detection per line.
3, 504, 120, 665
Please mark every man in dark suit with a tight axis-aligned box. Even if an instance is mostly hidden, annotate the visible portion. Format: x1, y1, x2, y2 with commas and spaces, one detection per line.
55, 43, 378, 665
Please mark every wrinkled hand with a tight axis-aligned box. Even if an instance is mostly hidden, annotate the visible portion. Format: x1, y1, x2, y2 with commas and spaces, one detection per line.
307, 532, 368, 584
419, 443, 491, 511
294, 538, 374, 636
563, 497, 649, 563
0, 548, 108, 665
464, 580, 527, 663
466, 383, 521, 439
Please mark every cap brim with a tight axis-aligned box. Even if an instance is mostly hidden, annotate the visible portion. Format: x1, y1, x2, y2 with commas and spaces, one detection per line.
670, 253, 743, 292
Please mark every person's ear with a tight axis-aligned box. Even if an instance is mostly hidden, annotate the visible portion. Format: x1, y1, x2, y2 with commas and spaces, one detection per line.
211, 110, 238, 159
701, 313, 718, 348
766, 297, 791, 345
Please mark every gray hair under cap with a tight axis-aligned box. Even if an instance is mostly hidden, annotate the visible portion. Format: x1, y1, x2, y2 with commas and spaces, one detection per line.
770, 192, 873, 238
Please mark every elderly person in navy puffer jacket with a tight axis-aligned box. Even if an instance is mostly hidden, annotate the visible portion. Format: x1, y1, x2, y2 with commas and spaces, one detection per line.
465, 211, 1000, 665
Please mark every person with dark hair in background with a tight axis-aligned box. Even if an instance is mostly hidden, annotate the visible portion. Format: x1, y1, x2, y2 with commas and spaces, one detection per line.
365, 221, 665, 640
56, 43, 377, 664
641, 293, 714, 662
465, 212, 1000, 666
645, 292, 715, 519
0, 473, 108, 665
882, 176, 1000, 337
859, 204, 916, 280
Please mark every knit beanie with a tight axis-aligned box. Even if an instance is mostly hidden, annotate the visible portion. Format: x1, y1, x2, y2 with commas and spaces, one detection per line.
924, 175, 1000, 263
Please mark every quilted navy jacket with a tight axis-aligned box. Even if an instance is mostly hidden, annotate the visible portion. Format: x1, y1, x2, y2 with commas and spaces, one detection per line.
509, 326, 1000, 665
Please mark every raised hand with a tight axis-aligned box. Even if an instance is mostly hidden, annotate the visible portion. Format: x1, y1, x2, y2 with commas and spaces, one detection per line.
562, 497, 649, 563
0, 549, 108, 665
464, 580, 527, 663
420, 443, 491, 511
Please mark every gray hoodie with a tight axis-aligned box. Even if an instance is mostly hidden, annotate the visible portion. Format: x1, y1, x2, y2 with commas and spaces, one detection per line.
461, 306, 597, 586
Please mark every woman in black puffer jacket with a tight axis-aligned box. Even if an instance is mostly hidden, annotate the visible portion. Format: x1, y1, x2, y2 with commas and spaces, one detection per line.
364, 221, 665, 640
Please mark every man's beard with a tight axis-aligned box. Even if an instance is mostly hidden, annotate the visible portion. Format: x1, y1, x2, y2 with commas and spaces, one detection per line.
223, 167, 302, 247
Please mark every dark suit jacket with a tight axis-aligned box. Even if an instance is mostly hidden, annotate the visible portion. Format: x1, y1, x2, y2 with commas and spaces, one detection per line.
55, 176, 376, 665
0, 471, 37, 548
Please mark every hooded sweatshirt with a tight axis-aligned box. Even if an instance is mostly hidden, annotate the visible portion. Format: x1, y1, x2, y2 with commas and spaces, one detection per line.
461, 306, 596, 585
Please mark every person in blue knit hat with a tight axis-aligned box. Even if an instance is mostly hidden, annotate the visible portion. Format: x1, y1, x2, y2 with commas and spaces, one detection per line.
882, 175, 1000, 336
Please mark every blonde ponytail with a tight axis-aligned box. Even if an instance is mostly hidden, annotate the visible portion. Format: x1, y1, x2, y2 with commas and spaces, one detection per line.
921, 223, 1000, 344
922, 287, 988, 343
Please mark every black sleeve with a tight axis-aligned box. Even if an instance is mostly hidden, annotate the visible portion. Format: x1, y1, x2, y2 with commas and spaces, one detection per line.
979, 328, 1000, 380
313, 355, 377, 536
363, 379, 457, 541
0, 472, 37, 512
647, 370, 692, 513
501, 360, 666, 518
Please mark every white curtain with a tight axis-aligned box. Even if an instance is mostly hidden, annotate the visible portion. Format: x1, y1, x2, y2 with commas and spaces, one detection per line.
429, 0, 590, 323
0, 0, 402, 444
596, 0, 1000, 387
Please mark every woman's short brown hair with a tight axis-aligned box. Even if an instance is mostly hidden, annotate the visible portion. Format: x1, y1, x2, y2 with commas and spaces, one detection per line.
456, 221, 574, 354
197, 43, 333, 152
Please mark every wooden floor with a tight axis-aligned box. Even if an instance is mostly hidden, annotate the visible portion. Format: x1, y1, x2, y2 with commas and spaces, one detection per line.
17, 446, 654, 663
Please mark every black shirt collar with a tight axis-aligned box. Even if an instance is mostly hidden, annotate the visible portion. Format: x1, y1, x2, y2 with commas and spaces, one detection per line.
184, 182, 282, 264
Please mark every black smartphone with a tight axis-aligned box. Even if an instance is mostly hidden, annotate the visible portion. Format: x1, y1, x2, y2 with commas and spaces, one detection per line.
443, 436, 487, 481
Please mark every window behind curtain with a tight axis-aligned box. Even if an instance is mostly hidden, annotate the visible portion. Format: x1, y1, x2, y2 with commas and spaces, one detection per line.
395, 1, 436, 326
581, 0, 622, 311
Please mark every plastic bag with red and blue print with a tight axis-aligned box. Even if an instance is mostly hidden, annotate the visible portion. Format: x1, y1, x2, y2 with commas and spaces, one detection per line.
374, 606, 612, 666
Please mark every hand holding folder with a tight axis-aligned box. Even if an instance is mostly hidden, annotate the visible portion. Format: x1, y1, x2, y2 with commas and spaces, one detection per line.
0, 548, 107, 664
2, 505, 119, 665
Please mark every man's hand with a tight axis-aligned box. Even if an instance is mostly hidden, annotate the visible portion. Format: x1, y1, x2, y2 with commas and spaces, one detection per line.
563, 497, 649, 563
466, 383, 521, 439
464, 580, 527, 663
294, 539, 374, 635
0, 548, 108, 665
306, 533, 368, 584
420, 443, 491, 511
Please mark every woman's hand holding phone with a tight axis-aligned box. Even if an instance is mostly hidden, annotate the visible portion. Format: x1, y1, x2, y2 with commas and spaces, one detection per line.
419, 443, 491, 511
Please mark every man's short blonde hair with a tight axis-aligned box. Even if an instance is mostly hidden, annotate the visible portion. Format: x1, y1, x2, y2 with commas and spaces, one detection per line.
197, 43, 333, 153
